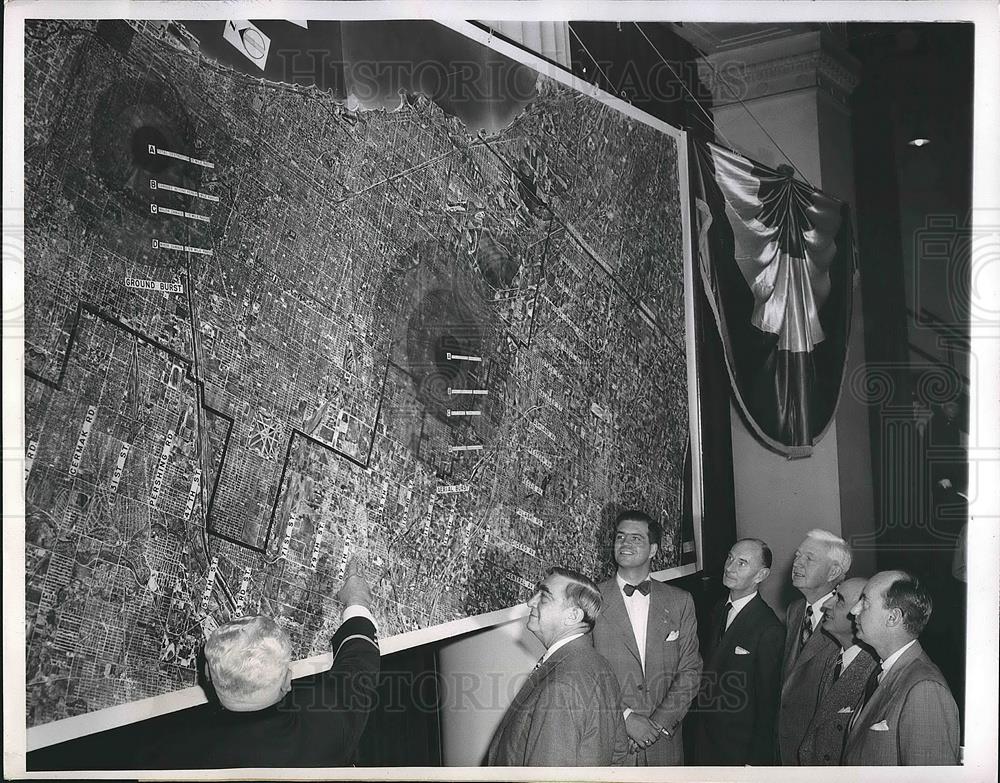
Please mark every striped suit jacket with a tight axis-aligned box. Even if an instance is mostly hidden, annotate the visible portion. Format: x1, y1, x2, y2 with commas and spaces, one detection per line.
797, 641, 879, 764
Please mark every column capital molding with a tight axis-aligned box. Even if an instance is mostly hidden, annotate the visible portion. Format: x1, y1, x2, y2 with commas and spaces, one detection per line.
698, 30, 860, 110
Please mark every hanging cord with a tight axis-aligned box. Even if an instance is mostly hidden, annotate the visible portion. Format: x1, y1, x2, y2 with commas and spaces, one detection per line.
633, 22, 816, 189
566, 22, 623, 100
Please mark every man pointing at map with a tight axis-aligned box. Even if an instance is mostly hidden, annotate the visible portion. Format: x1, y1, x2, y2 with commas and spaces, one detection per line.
146, 558, 380, 768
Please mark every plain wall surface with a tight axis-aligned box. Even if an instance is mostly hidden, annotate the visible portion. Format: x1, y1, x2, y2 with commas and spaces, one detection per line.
437, 614, 542, 766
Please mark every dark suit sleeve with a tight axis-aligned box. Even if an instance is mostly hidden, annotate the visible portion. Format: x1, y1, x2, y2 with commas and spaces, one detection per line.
650, 591, 703, 732
749, 622, 784, 765
302, 615, 381, 763
898, 680, 961, 765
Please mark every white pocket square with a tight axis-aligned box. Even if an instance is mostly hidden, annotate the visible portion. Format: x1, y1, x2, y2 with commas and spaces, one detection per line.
837, 707, 854, 714
734, 645, 750, 655
869, 720, 889, 731
665, 630, 679, 642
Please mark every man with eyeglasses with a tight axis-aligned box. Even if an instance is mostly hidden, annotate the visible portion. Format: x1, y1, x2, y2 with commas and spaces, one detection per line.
592, 510, 702, 765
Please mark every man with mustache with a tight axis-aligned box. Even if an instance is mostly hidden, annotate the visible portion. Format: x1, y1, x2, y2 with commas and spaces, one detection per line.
797, 576, 878, 764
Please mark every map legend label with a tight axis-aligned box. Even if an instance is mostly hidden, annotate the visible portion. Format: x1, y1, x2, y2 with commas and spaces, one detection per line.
151, 240, 213, 256
108, 442, 131, 496
68, 405, 97, 478
151, 203, 211, 223
147, 145, 215, 169
125, 276, 185, 294
149, 179, 220, 202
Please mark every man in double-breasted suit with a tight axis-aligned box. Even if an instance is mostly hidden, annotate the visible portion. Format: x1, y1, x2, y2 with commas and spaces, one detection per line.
842, 570, 960, 765
486, 567, 628, 766
592, 511, 702, 765
777, 529, 852, 764
693, 538, 784, 765
798, 577, 879, 765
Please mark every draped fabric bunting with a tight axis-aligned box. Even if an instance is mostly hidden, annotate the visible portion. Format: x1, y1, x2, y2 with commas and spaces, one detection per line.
692, 140, 855, 457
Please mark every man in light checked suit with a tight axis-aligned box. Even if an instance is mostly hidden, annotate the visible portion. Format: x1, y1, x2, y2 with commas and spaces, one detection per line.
591, 510, 702, 765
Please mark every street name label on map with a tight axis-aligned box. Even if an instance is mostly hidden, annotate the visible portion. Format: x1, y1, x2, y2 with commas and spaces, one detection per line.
149, 430, 175, 508
25, 438, 38, 481
68, 405, 97, 478
108, 442, 131, 495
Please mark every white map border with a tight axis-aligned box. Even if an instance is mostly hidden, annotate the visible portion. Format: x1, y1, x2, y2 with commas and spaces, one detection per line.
4, 2, 998, 782
18, 16, 704, 751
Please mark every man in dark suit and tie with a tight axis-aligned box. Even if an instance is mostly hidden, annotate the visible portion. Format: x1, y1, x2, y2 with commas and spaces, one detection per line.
141, 558, 380, 768
798, 576, 878, 764
693, 538, 784, 765
777, 529, 852, 764
591, 510, 702, 765
842, 570, 960, 765
486, 566, 629, 766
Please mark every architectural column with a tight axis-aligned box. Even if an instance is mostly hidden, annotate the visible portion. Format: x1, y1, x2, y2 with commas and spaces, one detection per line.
698, 31, 876, 610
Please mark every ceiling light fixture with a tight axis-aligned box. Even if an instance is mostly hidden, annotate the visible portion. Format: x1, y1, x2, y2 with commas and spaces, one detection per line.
907, 137, 931, 147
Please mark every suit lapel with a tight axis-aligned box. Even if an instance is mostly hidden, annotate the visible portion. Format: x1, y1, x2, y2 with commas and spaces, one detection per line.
714, 594, 757, 660
849, 642, 922, 738
644, 580, 671, 668
783, 600, 805, 674
603, 581, 642, 665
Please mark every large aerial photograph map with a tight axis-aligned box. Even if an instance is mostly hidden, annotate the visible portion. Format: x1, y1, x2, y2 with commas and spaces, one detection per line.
23, 19, 694, 727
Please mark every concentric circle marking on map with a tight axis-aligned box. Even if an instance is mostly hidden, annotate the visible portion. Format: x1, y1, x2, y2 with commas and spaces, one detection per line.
90, 77, 200, 219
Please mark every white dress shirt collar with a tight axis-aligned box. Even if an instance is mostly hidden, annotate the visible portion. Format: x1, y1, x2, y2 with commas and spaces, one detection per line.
541, 631, 587, 664
840, 643, 863, 670
878, 638, 918, 679
725, 591, 757, 629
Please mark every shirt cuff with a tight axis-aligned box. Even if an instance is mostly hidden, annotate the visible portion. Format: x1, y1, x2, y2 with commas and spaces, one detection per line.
623, 707, 633, 720
342, 605, 377, 627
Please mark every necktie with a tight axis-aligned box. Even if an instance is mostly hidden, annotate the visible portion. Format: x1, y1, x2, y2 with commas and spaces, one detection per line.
718, 601, 733, 641
800, 605, 814, 649
861, 666, 880, 708
832, 650, 844, 682
623, 580, 651, 597
850, 665, 882, 732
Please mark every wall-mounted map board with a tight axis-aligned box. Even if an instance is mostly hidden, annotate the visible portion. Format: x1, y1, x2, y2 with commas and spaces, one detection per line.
20, 17, 703, 747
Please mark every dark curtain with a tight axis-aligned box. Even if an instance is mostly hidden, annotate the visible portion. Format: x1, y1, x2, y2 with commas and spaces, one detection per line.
692, 139, 855, 457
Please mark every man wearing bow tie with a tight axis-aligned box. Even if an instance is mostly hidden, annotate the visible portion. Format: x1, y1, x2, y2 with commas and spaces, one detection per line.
842, 570, 959, 765
777, 529, 851, 764
693, 538, 784, 765
592, 510, 702, 765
